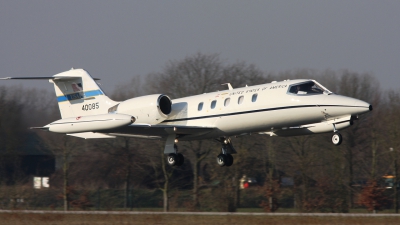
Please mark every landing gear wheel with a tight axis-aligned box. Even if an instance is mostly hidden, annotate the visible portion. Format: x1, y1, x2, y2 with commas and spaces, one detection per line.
175, 153, 184, 166
216, 154, 233, 167
217, 154, 227, 167
167, 153, 178, 166
167, 153, 184, 166
225, 154, 233, 167
332, 133, 343, 146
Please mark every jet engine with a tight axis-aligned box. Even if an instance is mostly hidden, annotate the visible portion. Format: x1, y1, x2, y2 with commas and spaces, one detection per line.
111, 94, 172, 124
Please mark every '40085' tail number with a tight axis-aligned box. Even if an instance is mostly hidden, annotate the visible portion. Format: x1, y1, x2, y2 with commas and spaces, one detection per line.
82, 102, 99, 111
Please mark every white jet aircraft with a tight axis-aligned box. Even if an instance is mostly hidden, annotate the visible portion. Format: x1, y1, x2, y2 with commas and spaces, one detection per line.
1, 69, 372, 167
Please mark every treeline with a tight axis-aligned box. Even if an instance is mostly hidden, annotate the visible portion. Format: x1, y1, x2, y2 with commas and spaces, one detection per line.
0, 53, 399, 213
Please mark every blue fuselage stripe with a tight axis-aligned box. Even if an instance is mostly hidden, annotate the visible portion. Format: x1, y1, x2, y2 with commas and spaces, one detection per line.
57, 90, 103, 102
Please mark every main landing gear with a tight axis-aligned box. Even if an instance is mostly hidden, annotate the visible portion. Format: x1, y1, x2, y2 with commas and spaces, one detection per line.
216, 137, 237, 167
217, 153, 233, 167
331, 124, 343, 146
163, 136, 237, 167
166, 144, 184, 167
164, 135, 185, 167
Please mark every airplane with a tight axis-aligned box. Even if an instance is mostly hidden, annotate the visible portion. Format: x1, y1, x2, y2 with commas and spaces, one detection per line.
1, 68, 372, 167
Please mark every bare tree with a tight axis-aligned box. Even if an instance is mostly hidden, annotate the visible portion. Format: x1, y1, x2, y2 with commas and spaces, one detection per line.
146, 145, 175, 212
146, 52, 224, 98
36, 132, 84, 211
381, 89, 400, 212
112, 76, 143, 101
101, 138, 137, 209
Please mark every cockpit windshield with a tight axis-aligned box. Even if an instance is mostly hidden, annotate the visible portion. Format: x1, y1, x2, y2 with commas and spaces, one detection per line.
288, 81, 327, 95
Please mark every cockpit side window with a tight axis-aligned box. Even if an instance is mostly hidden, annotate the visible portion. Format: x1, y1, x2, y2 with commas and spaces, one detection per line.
288, 81, 325, 95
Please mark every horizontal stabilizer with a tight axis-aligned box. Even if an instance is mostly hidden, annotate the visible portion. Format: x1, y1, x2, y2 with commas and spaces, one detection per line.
0, 76, 100, 81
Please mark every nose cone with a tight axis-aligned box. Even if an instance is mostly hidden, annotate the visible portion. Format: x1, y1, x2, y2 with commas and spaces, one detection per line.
324, 94, 372, 118
353, 99, 372, 115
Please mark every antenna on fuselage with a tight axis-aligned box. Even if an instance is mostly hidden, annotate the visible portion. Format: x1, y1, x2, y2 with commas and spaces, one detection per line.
221, 83, 233, 90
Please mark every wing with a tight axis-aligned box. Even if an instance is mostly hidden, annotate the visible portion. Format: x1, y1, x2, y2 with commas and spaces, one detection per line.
68, 124, 216, 140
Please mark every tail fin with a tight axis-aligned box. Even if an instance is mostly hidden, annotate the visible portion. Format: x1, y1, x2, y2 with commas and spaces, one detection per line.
51, 69, 118, 118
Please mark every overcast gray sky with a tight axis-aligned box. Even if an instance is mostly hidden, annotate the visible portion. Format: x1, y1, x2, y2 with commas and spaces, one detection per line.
1, 1, 399, 95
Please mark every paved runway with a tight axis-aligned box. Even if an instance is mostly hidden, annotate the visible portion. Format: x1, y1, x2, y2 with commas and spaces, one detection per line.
1, 210, 399, 217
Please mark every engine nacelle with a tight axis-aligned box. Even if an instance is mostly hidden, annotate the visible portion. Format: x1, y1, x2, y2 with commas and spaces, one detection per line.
112, 94, 172, 124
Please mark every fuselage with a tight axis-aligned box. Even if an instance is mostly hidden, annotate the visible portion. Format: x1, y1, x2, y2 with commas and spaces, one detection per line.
2, 69, 372, 168
163, 79, 371, 140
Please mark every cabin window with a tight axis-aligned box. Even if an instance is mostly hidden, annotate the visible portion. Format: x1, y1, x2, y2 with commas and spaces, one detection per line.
238, 96, 244, 105
252, 94, 258, 102
211, 100, 217, 109
198, 102, 204, 111
288, 81, 325, 95
224, 98, 230, 107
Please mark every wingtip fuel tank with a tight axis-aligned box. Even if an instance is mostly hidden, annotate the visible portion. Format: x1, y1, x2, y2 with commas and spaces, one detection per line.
45, 114, 134, 133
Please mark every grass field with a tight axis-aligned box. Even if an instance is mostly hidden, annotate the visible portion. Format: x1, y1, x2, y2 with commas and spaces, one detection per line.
1, 212, 400, 225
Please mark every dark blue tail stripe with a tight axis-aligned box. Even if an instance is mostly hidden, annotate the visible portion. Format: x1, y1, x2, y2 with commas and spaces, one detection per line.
57, 90, 103, 102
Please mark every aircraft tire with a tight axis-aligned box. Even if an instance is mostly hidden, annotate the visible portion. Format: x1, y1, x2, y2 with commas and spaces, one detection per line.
225, 154, 233, 167
217, 154, 227, 167
167, 153, 184, 166
175, 153, 184, 166
332, 133, 343, 146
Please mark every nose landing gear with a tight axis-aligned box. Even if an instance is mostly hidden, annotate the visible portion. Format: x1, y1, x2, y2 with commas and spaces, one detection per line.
332, 132, 343, 146
331, 124, 343, 146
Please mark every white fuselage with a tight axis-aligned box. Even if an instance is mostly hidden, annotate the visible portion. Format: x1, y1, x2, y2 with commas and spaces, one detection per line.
162, 79, 370, 140
2, 69, 372, 159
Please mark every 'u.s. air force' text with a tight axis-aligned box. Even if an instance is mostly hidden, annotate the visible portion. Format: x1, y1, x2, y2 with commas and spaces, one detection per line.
229, 85, 287, 96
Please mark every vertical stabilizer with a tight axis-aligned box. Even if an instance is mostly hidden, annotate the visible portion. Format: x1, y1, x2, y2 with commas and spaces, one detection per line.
51, 69, 118, 118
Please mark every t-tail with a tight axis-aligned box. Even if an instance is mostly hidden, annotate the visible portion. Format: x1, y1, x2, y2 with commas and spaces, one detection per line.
1, 69, 135, 137
1, 68, 119, 118
50, 68, 118, 118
